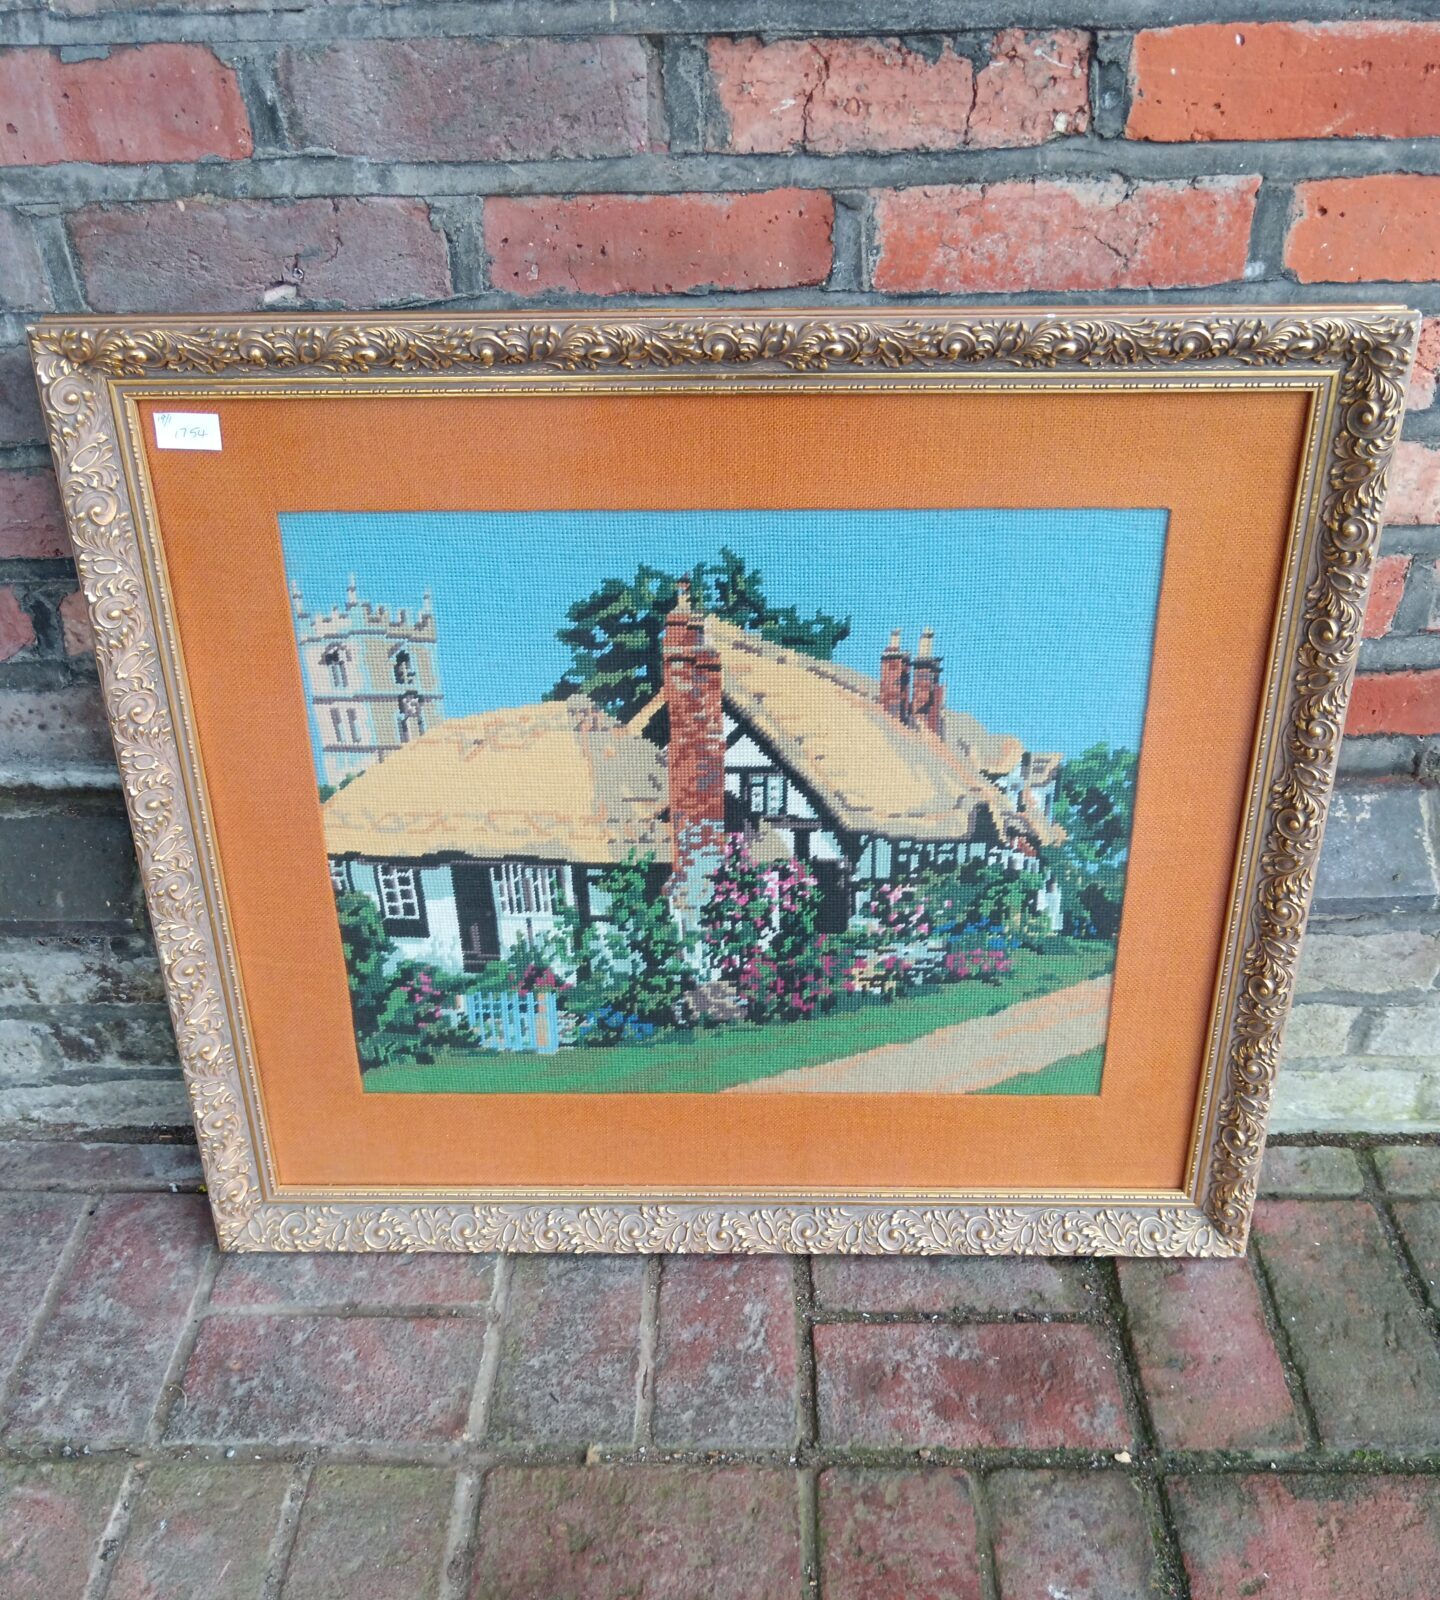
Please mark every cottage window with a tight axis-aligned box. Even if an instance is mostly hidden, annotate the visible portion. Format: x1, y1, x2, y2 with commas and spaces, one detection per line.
377, 864, 427, 933
745, 773, 788, 817
347, 709, 362, 743
329, 708, 344, 742
328, 858, 350, 893
492, 862, 560, 917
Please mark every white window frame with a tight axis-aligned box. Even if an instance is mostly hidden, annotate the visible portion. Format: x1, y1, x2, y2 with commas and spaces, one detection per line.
492, 862, 560, 917
378, 863, 421, 924
328, 858, 350, 893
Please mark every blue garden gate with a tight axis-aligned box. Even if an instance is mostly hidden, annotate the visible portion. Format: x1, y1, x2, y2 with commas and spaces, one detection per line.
463, 988, 561, 1056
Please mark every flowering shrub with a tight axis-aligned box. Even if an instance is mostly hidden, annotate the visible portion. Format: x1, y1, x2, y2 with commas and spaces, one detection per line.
701, 835, 837, 1022
942, 946, 1013, 984
868, 881, 932, 941
334, 891, 469, 1070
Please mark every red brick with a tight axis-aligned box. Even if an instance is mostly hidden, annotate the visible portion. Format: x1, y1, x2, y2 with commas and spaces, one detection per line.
1394, 1203, 1440, 1313
0, 346, 45, 448
0, 45, 251, 166
989, 1471, 1162, 1599
0, 1462, 126, 1596
1253, 1199, 1440, 1449
653, 1256, 797, 1447
485, 190, 833, 297
0, 586, 36, 663
0, 1138, 197, 1188
0, 471, 68, 560
1364, 554, 1412, 640
1171, 1474, 1440, 1600
0, 211, 51, 312
278, 37, 653, 161
1387, 442, 1440, 525
811, 1253, 1089, 1314
1130, 23, 1440, 142
1408, 318, 1440, 411
1118, 1258, 1302, 1450
69, 196, 451, 314
106, 1463, 291, 1600
814, 1322, 1129, 1449
3, 1192, 212, 1446
284, 1466, 454, 1600
164, 1312, 486, 1446
1346, 671, 1440, 737
710, 36, 971, 154
709, 32, 1086, 156
971, 30, 1092, 147
819, 1469, 982, 1600
211, 1248, 492, 1310
0, 1192, 85, 1390
1286, 176, 1440, 284
872, 177, 1257, 293
490, 1256, 642, 1444
471, 1466, 802, 1600
57, 590, 93, 656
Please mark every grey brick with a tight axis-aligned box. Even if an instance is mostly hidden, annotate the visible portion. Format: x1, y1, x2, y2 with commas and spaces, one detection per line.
1362, 1001, 1440, 1058
1314, 787, 1438, 912
0, 810, 137, 930
1282, 1002, 1362, 1058
1268, 1062, 1440, 1135
0, 936, 163, 1007
1259, 1145, 1365, 1197
1296, 928, 1440, 998
1376, 1146, 1440, 1197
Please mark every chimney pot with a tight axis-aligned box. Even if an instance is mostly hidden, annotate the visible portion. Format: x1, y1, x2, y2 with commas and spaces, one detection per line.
879, 628, 912, 722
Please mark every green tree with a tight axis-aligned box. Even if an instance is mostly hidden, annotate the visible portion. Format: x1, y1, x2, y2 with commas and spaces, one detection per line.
1043, 744, 1138, 940
562, 851, 693, 1039
550, 547, 850, 719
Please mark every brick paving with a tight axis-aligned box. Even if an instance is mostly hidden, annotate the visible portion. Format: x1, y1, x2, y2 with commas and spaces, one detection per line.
0, 1139, 1437, 1598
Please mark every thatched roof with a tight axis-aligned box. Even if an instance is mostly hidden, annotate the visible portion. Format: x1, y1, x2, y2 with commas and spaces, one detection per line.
322, 700, 669, 865
701, 621, 1060, 845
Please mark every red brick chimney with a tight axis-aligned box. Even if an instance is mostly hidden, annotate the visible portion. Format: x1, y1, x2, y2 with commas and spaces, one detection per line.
879, 628, 911, 722
663, 580, 725, 913
911, 626, 945, 735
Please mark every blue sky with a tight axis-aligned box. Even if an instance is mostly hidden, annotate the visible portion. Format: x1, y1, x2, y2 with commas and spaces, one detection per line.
280, 508, 1169, 760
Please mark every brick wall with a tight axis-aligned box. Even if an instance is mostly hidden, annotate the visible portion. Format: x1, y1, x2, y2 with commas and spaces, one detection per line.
1, 3, 1438, 1134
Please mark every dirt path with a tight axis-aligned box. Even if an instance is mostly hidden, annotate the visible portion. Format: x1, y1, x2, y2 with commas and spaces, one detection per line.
728, 973, 1113, 1094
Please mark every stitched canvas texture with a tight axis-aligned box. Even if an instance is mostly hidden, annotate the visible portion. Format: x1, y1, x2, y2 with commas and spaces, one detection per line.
280, 508, 1167, 1095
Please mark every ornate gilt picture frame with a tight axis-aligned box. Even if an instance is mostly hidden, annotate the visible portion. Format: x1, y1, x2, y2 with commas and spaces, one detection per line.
30, 307, 1417, 1256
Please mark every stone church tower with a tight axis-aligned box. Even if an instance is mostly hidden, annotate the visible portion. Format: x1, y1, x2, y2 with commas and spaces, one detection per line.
291, 576, 445, 786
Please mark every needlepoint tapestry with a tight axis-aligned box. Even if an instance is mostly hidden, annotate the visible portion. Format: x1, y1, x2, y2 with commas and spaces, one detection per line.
280, 507, 1167, 1096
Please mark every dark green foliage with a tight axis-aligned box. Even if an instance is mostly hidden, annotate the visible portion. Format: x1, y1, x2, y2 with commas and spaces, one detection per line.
334, 891, 467, 1070
560, 852, 693, 1040
317, 771, 360, 804
549, 546, 850, 718
1042, 743, 1138, 940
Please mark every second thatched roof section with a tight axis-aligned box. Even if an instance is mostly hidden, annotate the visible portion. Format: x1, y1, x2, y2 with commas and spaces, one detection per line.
700, 621, 1061, 847
322, 700, 670, 864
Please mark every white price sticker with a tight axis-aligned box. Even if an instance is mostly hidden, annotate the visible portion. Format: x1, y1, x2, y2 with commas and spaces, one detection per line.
154, 412, 222, 452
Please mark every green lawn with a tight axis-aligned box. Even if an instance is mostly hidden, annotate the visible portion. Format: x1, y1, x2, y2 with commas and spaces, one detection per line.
362, 940, 1114, 1095
977, 1044, 1105, 1097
